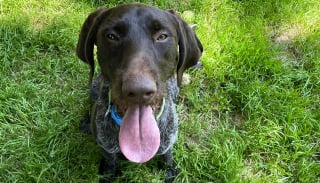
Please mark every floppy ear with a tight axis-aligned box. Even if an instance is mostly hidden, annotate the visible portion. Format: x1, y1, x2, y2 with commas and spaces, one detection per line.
76, 7, 110, 86
168, 10, 203, 87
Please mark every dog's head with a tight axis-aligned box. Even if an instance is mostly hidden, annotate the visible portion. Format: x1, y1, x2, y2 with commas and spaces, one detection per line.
76, 3, 202, 163
76, 3, 202, 88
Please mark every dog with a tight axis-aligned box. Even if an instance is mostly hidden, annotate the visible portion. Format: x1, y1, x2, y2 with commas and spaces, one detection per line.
76, 3, 203, 183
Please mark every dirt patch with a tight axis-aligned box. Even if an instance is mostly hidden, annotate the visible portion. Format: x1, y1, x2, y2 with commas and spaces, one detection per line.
274, 26, 301, 43
269, 24, 303, 62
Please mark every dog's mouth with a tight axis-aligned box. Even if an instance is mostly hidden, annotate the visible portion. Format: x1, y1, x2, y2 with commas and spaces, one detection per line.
110, 81, 166, 163
119, 104, 160, 163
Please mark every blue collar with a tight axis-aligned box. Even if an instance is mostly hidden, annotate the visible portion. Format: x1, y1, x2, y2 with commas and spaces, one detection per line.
110, 105, 123, 126
104, 91, 166, 126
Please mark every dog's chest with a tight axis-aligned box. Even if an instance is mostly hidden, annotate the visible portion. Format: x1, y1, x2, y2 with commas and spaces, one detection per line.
92, 77, 179, 155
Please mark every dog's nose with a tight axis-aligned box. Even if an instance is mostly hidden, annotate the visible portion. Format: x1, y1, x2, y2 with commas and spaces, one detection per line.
122, 76, 157, 103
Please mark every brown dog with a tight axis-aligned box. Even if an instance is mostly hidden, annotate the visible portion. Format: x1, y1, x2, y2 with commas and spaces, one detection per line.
76, 3, 202, 182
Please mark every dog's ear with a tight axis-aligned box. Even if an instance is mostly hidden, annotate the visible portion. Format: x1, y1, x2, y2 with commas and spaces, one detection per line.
168, 10, 203, 87
76, 7, 110, 86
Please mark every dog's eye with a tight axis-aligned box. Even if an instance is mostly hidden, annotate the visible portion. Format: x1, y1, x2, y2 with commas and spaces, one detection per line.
106, 33, 119, 41
156, 34, 168, 41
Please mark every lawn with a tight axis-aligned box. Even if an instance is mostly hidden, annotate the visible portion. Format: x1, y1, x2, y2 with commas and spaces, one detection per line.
1, 0, 319, 182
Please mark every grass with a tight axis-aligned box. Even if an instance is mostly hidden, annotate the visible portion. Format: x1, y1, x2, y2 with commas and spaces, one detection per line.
1, 0, 319, 182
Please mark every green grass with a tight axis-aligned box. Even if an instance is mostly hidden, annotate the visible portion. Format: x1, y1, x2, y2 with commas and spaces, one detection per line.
1, 0, 319, 182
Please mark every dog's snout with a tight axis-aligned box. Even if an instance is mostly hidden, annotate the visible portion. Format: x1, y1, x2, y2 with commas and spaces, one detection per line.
122, 76, 157, 103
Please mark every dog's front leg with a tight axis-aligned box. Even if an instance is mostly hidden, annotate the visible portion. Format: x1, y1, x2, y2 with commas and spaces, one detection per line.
99, 150, 119, 183
159, 148, 178, 183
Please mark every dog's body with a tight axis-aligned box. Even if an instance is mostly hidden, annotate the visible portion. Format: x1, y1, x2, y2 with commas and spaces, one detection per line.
76, 3, 202, 182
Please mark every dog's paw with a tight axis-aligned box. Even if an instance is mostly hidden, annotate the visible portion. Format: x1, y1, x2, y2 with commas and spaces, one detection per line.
98, 156, 119, 183
79, 115, 91, 134
165, 166, 178, 183
99, 177, 112, 183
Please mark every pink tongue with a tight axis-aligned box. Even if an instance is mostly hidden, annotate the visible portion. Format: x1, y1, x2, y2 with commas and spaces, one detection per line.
119, 105, 160, 163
